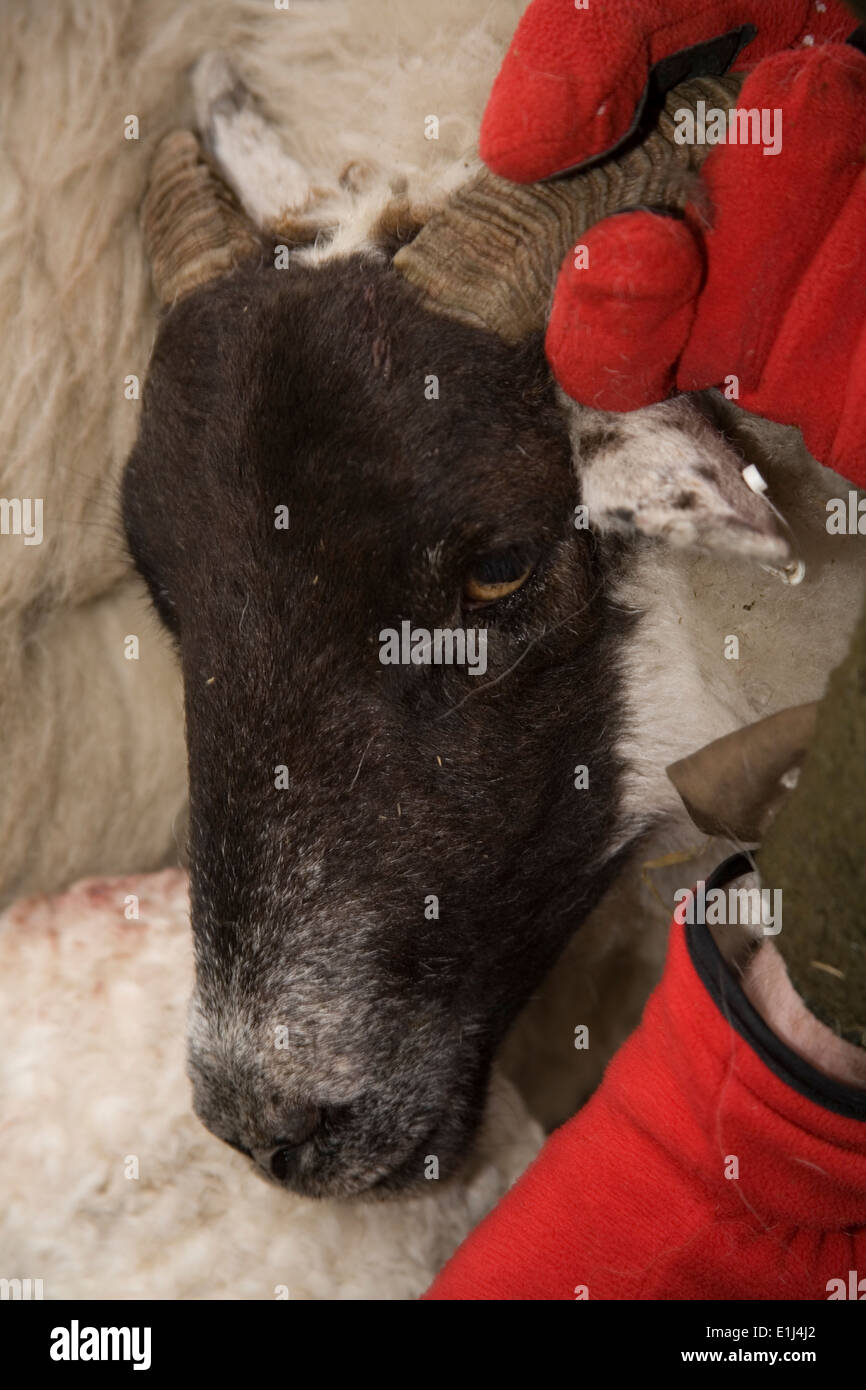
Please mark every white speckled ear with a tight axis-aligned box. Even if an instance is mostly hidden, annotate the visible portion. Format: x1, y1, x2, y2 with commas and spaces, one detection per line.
566, 392, 794, 567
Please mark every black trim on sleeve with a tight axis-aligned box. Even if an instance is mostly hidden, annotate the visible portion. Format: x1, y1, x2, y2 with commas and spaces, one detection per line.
685, 854, 866, 1122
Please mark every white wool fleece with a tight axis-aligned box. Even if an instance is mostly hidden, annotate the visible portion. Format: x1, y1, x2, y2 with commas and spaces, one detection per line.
0, 869, 542, 1300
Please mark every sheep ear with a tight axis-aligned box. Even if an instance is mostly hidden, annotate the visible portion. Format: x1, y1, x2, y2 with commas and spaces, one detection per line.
568, 394, 793, 566
191, 53, 320, 233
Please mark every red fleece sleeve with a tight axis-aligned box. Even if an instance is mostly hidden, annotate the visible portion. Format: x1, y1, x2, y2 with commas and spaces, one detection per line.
424, 919, 866, 1300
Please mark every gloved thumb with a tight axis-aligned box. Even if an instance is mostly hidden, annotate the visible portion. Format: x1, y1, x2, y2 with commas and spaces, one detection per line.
545, 209, 703, 411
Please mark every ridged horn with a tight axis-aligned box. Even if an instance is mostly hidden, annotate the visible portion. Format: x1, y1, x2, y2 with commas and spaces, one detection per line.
141, 129, 262, 306
394, 74, 744, 343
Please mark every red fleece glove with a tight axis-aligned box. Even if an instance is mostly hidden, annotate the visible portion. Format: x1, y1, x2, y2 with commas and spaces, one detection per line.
482, 0, 853, 177
425, 918, 866, 1300
483, 2, 866, 486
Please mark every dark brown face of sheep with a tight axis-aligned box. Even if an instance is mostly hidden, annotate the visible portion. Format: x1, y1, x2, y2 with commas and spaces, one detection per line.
123, 133, 631, 1197
123, 79, 785, 1198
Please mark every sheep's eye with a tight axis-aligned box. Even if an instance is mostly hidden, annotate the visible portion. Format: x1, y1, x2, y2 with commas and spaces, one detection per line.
463, 546, 536, 606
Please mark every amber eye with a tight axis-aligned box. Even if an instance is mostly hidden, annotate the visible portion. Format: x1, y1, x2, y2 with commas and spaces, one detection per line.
463, 546, 536, 606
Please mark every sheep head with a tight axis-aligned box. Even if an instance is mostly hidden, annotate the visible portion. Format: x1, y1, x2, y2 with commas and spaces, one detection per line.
125, 65, 795, 1199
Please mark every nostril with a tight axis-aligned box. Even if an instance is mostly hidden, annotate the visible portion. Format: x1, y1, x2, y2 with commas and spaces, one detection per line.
269, 1105, 320, 1180
270, 1147, 292, 1182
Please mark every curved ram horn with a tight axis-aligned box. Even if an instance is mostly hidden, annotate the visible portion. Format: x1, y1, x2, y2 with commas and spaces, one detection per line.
141, 129, 262, 306
394, 74, 743, 342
